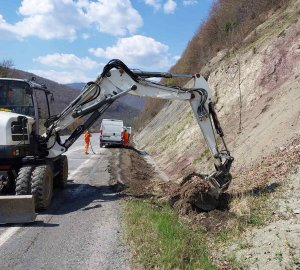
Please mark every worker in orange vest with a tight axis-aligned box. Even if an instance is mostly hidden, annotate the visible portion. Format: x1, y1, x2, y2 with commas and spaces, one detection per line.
122, 129, 129, 147
84, 130, 92, 154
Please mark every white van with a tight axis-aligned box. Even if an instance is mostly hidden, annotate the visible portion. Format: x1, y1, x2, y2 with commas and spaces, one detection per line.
100, 119, 124, 147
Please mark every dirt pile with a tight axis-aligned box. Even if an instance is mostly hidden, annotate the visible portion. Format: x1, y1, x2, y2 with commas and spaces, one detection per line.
109, 148, 156, 197
157, 175, 232, 232
161, 176, 214, 213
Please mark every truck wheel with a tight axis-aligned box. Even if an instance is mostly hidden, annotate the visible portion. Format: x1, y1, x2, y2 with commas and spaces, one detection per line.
15, 165, 34, 195
31, 165, 53, 211
54, 155, 68, 189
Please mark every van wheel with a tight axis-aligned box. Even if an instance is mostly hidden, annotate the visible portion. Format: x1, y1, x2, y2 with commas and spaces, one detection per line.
54, 155, 68, 189
15, 165, 34, 195
31, 165, 53, 211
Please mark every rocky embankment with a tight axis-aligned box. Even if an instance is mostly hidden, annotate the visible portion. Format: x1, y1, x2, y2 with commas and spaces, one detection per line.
135, 0, 300, 190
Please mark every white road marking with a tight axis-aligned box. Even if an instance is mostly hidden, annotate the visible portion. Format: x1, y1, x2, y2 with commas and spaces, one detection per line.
0, 155, 95, 248
64, 146, 82, 155
0, 226, 21, 248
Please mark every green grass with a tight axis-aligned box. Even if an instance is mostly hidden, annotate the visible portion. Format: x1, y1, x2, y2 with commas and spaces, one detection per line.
247, 194, 273, 227
123, 184, 275, 269
124, 199, 217, 270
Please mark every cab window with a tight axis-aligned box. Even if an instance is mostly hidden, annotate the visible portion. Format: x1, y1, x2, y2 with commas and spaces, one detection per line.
0, 81, 34, 117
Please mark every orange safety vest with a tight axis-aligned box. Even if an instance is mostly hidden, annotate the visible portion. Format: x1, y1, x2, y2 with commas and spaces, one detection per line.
123, 131, 129, 145
84, 132, 91, 142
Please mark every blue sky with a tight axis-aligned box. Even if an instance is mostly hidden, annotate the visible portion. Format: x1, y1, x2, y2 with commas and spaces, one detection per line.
0, 0, 213, 84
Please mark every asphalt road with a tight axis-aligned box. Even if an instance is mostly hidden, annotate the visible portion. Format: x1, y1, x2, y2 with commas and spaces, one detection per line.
0, 134, 129, 270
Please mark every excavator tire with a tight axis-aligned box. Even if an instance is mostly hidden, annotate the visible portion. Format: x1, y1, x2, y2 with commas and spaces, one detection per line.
15, 165, 34, 195
54, 155, 68, 189
31, 164, 53, 211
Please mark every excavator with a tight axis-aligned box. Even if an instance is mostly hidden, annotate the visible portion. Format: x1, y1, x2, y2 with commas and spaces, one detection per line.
0, 59, 233, 224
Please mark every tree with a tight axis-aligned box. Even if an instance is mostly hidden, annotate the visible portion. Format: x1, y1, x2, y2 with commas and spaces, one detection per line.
0, 59, 14, 77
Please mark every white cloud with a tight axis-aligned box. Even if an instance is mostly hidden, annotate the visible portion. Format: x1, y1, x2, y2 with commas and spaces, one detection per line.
0, 0, 88, 40
18, 0, 54, 16
0, 15, 16, 40
28, 69, 96, 84
34, 53, 100, 70
172, 55, 181, 62
183, 0, 198, 6
0, 0, 143, 40
144, 0, 161, 11
89, 35, 170, 68
163, 0, 177, 14
82, 33, 90, 40
86, 0, 143, 36
144, 0, 178, 14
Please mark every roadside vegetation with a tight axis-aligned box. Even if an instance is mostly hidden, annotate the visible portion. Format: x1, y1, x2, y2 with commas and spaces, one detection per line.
123, 184, 278, 269
124, 199, 217, 270
124, 188, 277, 268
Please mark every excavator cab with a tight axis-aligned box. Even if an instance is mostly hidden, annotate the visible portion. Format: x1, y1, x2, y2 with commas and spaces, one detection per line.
0, 78, 52, 160
0, 78, 57, 224
0, 80, 35, 117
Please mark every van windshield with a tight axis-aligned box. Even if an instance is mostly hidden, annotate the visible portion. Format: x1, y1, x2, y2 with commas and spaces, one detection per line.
103, 124, 123, 133
0, 80, 35, 117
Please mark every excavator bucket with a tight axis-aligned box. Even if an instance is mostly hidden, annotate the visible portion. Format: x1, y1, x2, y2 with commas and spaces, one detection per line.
0, 195, 36, 224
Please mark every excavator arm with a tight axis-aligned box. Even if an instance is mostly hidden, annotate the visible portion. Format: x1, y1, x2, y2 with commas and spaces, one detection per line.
45, 59, 233, 195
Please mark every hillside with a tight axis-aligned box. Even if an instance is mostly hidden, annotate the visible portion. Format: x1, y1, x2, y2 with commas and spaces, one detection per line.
5, 69, 141, 128
136, 0, 300, 178
135, 0, 300, 268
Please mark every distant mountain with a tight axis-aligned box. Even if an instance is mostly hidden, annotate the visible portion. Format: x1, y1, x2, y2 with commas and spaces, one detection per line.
67, 82, 86, 91
66, 82, 146, 111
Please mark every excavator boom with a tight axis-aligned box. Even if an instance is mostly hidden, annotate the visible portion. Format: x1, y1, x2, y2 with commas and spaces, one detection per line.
46, 59, 233, 196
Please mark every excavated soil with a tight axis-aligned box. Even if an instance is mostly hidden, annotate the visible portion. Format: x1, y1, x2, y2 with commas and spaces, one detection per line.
109, 147, 156, 197
109, 147, 232, 234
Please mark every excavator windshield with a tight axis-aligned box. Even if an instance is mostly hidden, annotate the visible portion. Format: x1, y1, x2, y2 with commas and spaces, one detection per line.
0, 80, 34, 116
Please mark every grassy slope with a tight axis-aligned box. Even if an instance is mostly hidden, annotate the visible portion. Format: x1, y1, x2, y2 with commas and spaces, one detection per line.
124, 200, 217, 270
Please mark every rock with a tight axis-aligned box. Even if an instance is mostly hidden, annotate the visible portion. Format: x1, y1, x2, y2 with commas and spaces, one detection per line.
293, 209, 300, 214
